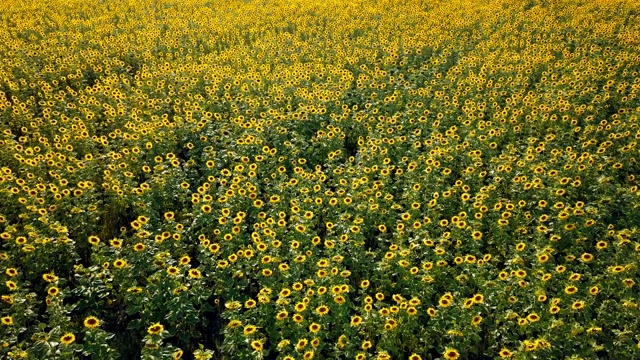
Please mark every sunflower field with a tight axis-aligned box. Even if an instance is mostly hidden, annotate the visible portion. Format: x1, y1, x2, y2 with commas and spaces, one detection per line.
1, 0, 640, 358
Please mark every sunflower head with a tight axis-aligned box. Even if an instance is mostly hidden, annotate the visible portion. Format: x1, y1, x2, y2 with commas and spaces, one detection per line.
84, 316, 100, 329
60, 333, 76, 346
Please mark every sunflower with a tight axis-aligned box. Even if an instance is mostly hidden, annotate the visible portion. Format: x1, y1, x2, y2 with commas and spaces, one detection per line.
571, 301, 585, 310
526, 313, 540, 322
6, 281, 17, 291
568, 273, 581, 281
276, 310, 288, 321
227, 320, 242, 329
88, 236, 100, 246
277, 339, 291, 350
208, 243, 221, 254
243, 325, 257, 336
316, 305, 329, 316
473, 294, 484, 303
42, 273, 58, 283
463, 298, 474, 308
179, 255, 191, 265
587, 326, 602, 334
309, 323, 321, 333
113, 259, 128, 269
295, 302, 307, 312
611, 265, 625, 273
47, 286, 60, 297
384, 319, 397, 330
60, 332, 76, 346
127, 287, 142, 294
5, 268, 17, 277
251, 340, 264, 351
173, 349, 184, 360
514, 270, 527, 278
188, 269, 202, 279
499, 349, 513, 358
1, 316, 13, 325
147, 323, 164, 335
291, 283, 303, 292
564, 286, 578, 295
84, 316, 100, 329
167, 266, 179, 276
443, 348, 460, 360
581, 253, 593, 262
296, 338, 309, 350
